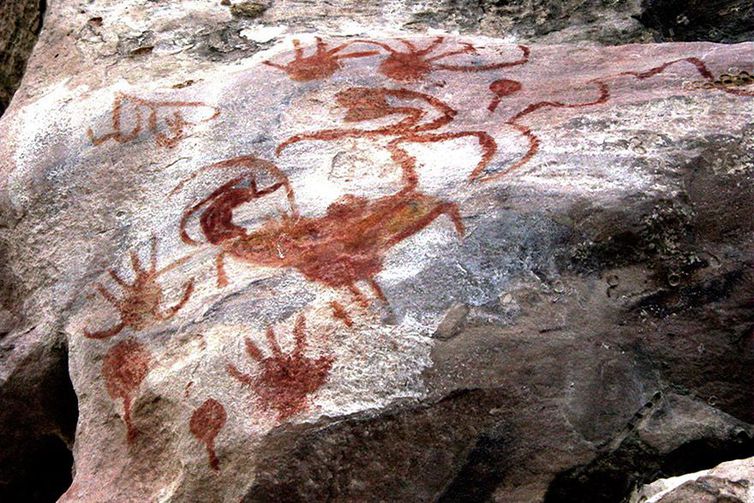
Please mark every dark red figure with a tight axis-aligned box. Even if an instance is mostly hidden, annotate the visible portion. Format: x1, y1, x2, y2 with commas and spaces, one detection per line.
477, 80, 610, 182
353, 37, 530, 82
263, 37, 378, 81
176, 154, 464, 303
222, 190, 464, 304
84, 236, 194, 339
487, 78, 523, 112
190, 398, 227, 471
227, 315, 333, 420
277, 87, 496, 189
175, 156, 296, 251
88, 93, 220, 148
102, 339, 152, 443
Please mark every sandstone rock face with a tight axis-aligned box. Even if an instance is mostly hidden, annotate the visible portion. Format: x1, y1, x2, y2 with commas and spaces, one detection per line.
639, 0, 754, 44
631, 456, 754, 502
1, 1, 753, 502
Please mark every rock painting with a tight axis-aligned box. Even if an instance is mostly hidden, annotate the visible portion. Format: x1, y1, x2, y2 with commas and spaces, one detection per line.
172, 155, 296, 288
102, 339, 152, 443
83, 236, 194, 339
175, 153, 463, 304
226, 315, 333, 420
88, 92, 220, 148
481, 79, 610, 182
263, 36, 379, 81
266, 36, 529, 83
487, 78, 523, 113
76, 38, 754, 471
479, 56, 753, 182
221, 189, 463, 304
277, 87, 497, 186
190, 398, 227, 471
353, 36, 529, 82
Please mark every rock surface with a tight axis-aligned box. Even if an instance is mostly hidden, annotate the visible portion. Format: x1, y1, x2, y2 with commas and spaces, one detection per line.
0, 0, 44, 115
1, 1, 753, 502
631, 456, 754, 502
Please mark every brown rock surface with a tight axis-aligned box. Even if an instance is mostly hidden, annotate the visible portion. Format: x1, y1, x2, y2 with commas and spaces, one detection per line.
0, 0, 44, 116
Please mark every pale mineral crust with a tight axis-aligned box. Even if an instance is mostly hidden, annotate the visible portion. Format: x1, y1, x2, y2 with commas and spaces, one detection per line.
0, 1, 753, 502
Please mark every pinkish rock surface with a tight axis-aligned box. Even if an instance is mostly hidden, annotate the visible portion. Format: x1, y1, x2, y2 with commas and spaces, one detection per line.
631, 456, 754, 502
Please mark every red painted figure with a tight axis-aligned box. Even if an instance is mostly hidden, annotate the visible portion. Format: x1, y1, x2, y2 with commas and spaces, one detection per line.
479, 56, 753, 182
227, 314, 333, 420
265, 36, 529, 83
264, 37, 379, 81
88, 93, 219, 148
487, 79, 523, 113
102, 339, 152, 443
277, 87, 496, 189
175, 154, 464, 303
174, 156, 297, 249
190, 398, 227, 470
354, 37, 530, 82
83, 236, 194, 339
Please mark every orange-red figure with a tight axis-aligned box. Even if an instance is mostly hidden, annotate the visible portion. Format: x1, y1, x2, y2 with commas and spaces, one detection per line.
354, 36, 530, 82
264, 37, 379, 81
277, 87, 496, 188
487, 79, 523, 113
612, 57, 753, 97
227, 314, 333, 420
83, 236, 195, 339
176, 155, 464, 303
479, 57, 753, 182
88, 93, 220, 148
102, 339, 152, 443
222, 189, 464, 303
478, 79, 610, 182
190, 398, 227, 471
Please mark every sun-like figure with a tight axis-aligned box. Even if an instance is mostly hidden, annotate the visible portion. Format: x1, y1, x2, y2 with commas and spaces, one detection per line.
263, 37, 379, 81
354, 36, 529, 82
83, 236, 194, 339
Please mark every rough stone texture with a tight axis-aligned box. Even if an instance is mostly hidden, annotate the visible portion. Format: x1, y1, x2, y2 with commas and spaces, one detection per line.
0, 334, 77, 500
2, 0, 752, 114
639, 0, 754, 44
0, 0, 45, 116
1, 1, 753, 502
630, 456, 754, 502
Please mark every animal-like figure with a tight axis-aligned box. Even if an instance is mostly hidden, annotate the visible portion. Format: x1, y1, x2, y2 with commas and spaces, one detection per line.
175, 155, 464, 303
277, 87, 497, 188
